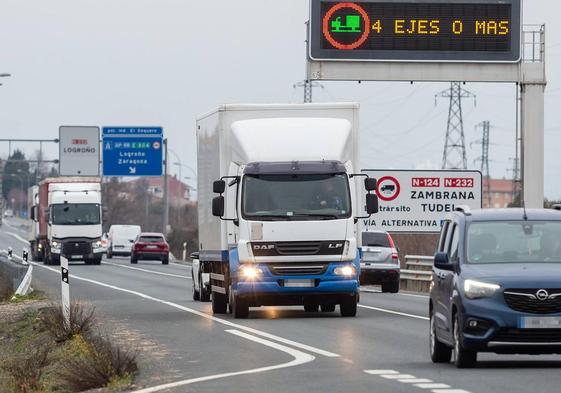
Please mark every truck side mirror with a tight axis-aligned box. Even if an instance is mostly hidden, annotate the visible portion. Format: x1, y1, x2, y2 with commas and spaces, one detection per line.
213, 180, 226, 194
366, 194, 379, 215
212, 196, 225, 217
365, 178, 377, 192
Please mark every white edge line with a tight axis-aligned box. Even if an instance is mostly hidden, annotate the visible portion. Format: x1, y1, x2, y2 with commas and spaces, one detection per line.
6, 232, 29, 245
358, 304, 429, 321
131, 329, 315, 393
26, 259, 340, 358
102, 261, 190, 279
364, 370, 399, 375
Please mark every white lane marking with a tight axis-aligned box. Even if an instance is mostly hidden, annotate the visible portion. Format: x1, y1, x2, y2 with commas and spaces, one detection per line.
432, 390, 472, 393
26, 260, 339, 358
358, 304, 429, 321
361, 287, 429, 299
131, 329, 315, 393
364, 370, 399, 375
416, 383, 451, 389
399, 379, 433, 384
381, 374, 416, 380
102, 261, 190, 279
6, 232, 29, 245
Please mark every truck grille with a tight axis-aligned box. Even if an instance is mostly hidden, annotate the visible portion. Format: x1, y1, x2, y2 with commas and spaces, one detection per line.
504, 289, 561, 314
269, 263, 328, 276
276, 242, 321, 256
493, 328, 561, 343
62, 241, 92, 256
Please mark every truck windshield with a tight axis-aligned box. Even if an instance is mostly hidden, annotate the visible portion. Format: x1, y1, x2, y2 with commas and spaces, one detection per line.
242, 173, 351, 220
51, 204, 101, 225
467, 221, 561, 264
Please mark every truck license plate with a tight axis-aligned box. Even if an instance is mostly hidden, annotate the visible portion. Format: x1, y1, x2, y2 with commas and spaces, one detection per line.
284, 279, 315, 288
520, 316, 561, 329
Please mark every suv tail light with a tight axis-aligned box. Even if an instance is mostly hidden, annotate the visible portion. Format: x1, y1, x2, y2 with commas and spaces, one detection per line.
387, 234, 400, 264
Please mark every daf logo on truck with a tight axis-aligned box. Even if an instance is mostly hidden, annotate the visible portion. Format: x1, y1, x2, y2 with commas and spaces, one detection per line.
253, 244, 275, 250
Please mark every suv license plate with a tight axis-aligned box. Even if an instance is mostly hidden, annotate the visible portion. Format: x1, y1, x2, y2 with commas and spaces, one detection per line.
284, 279, 315, 288
520, 316, 561, 329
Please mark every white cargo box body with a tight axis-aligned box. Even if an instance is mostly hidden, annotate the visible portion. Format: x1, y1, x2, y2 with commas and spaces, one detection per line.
196, 103, 359, 257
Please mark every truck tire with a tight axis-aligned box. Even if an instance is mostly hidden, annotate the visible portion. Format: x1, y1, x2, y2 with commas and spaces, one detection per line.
199, 274, 211, 302
92, 257, 102, 265
231, 294, 249, 319
192, 272, 200, 301
212, 292, 228, 314
382, 281, 400, 293
304, 303, 319, 312
321, 304, 336, 313
340, 296, 358, 317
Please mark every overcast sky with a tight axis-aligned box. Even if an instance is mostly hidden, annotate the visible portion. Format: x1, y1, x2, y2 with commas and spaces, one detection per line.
0, 0, 560, 198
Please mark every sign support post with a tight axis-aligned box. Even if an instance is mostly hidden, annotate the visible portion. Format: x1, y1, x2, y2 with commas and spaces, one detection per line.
60, 256, 70, 328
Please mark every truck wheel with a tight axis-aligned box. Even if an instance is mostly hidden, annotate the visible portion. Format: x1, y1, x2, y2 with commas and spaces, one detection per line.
199, 274, 211, 302
212, 292, 228, 314
304, 303, 319, 312
340, 296, 358, 317
321, 304, 336, 313
192, 272, 200, 301
92, 257, 102, 265
231, 294, 249, 319
382, 281, 400, 293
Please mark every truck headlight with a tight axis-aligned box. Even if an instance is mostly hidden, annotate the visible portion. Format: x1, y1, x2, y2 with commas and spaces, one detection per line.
51, 241, 61, 250
334, 265, 356, 277
239, 265, 263, 280
93, 240, 103, 248
464, 279, 500, 299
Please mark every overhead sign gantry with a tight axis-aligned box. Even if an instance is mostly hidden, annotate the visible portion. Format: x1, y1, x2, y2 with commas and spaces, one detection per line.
310, 0, 521, 62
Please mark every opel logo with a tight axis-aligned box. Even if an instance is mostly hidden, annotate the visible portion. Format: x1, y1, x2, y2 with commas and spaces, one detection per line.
536, 289, 550, 301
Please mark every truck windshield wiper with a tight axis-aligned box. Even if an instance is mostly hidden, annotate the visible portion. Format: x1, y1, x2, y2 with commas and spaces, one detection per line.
248, 215, 291, 221
291, 213, 340, 220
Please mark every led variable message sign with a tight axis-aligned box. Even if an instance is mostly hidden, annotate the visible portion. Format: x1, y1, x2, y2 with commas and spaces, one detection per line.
309, 0, 521, 62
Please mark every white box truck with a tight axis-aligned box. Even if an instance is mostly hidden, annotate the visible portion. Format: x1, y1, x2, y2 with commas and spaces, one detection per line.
29, 177, 104, 265
196, 103, 378, 318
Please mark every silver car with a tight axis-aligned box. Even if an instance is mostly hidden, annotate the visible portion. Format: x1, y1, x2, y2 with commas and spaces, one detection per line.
361, 231, 400, 293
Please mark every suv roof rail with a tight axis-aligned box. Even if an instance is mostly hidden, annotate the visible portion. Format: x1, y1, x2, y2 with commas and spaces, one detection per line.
454, 205, 472, 216
553, 204, 561, 211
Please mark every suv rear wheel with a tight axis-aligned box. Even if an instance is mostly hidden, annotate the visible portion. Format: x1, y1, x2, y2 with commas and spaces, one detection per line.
430, 309, 452, 363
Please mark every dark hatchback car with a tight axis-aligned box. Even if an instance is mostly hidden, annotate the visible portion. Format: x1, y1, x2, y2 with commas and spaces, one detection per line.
131, 233, 170, 265
430, 207, 561, 368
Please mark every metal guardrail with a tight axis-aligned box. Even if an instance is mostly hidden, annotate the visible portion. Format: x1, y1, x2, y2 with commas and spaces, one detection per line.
401, 255, 433, 292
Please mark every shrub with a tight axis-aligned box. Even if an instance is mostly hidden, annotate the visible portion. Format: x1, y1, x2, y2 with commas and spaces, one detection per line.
38, 301, 96, 343
1, 337, 52, 393
59, 334, 138, 391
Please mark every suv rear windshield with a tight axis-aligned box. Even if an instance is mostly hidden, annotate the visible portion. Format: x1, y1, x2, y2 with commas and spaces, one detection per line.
467, 221, 561, 264
139, 236, 164, 243
362, 232, 390, 248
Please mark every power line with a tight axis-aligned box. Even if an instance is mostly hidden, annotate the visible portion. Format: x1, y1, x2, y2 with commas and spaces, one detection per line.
436, 82, 476, 170
474, 121, 492, 207
293, 80, 323, 103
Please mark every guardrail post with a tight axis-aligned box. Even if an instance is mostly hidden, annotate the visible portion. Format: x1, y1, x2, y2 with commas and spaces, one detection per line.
61, 256, 71, 328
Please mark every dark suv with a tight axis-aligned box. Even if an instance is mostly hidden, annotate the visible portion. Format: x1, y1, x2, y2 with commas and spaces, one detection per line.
430, 207, 561, 368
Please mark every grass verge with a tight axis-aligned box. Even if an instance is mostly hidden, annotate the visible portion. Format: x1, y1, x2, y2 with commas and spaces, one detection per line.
0, 301, 138, 392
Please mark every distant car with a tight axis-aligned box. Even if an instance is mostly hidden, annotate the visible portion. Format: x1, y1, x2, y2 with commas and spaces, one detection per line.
3, 209, 14, 218
191, 252, 210, 302
131, 233, 169, 265
360, 231, 400, 293
430, 207, 561, 368
107, 225, 142, 258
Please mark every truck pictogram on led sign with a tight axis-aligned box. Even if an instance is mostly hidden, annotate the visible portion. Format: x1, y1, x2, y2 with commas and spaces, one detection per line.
362, 170, 482, 233
309, 0, 521, 62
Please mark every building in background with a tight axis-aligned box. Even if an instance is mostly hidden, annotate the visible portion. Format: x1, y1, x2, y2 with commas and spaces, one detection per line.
483, 178, 515, 209
142, 175, 192, 207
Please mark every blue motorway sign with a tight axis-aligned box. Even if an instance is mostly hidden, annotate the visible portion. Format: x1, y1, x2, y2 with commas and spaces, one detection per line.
102, 127, 163, 176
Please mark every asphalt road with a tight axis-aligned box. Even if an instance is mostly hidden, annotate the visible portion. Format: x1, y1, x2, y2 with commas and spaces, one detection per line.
1, 217, 561, 393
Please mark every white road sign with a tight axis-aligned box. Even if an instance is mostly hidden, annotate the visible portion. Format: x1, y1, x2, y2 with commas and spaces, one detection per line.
362, 170, 483, 233
59, 126, 100, 176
